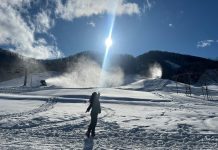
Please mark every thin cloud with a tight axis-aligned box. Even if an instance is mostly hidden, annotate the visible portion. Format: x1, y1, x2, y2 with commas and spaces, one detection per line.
35, 11, 54, 33
169, 23, 173, 27
0, 0, 142, 59
0, 1, 62, 59
143, 0, 153, 12
197, 40, 215, 48
55, 0, 141, 21
146, 0, 152, 10
87, 21, 96, 28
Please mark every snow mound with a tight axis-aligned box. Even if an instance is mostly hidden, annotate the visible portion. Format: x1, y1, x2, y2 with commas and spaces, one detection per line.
120, 78, 173, 91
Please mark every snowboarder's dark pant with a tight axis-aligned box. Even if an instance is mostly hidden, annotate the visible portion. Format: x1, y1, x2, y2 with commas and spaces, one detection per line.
87, 114, 98, 135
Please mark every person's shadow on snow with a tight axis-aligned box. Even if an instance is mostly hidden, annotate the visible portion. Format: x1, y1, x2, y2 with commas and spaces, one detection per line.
83, 138, 94, 150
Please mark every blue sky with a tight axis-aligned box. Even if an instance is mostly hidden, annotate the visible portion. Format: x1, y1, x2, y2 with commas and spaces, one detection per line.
0, 0, 218, 59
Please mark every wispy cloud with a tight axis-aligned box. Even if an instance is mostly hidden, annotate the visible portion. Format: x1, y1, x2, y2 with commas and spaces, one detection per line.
87, 21, 96, 28
169, 23, 173, 27
197, 40, 215, 48
35, 11, 54, 33
0, 0, 142, 59
55, 0, 140, 21
0, 1, 62, 59
146, 0, 152, 10
143, 0, 154, 12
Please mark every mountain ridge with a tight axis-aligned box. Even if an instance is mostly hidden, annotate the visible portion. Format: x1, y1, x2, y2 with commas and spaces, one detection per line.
0, 48, 218, 84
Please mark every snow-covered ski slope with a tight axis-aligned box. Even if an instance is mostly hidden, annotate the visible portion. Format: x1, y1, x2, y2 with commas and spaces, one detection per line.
0, 75, 218, 149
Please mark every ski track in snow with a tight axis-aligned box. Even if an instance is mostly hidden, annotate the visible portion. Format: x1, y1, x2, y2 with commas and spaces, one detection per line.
0, 99, 55, 121
0, 78, 218, 149
0, 101, 218, 149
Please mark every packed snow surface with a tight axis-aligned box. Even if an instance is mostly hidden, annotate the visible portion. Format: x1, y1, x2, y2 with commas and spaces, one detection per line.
0, 76, 218, 149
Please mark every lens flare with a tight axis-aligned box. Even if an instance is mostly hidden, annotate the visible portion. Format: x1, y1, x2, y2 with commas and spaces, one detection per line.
105, 36, 112, 48
98, 2, 118, 88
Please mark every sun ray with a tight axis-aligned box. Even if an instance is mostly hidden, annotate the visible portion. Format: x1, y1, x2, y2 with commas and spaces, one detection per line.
98, 2, 118, 88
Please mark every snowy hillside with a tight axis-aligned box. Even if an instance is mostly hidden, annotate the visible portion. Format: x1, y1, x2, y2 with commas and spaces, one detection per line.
0, 75, 218, 149
0, 71, 58, 88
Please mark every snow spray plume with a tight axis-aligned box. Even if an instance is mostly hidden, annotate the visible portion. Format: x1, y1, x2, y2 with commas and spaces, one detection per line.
148, 62, 162, 79
46, 57, 124, 88
21, 57, 47, 73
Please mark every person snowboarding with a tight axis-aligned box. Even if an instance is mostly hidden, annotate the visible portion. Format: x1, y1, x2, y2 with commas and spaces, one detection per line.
85, 92, 101, 138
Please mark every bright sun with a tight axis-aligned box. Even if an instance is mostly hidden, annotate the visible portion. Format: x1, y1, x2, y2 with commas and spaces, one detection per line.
105, 37, 112, 48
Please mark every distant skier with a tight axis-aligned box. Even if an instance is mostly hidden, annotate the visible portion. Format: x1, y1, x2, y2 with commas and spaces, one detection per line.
85, 92, 101, 137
